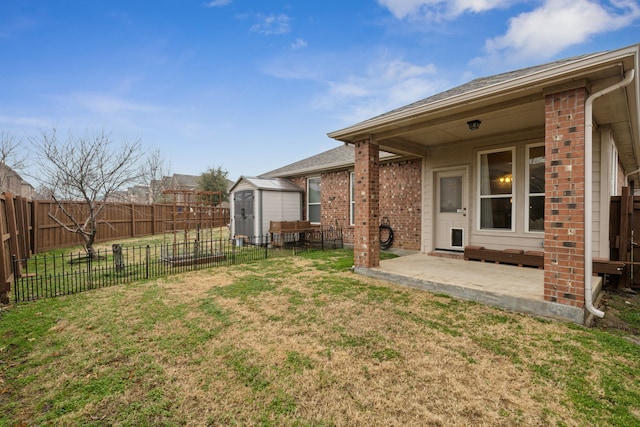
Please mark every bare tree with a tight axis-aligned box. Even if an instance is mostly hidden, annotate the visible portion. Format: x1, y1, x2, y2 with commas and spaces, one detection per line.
0, 131, 27, 192
33, 129, 144, 259
142, 149, 171, 203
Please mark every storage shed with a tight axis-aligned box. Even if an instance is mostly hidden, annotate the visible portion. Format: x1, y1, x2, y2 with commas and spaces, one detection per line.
229, 176, 303, 244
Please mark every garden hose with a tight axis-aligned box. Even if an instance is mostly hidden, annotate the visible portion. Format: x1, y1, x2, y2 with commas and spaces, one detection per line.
379, 218, 394, 250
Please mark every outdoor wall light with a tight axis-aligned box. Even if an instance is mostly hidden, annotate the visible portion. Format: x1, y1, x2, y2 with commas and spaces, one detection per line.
467, 119, 481, 130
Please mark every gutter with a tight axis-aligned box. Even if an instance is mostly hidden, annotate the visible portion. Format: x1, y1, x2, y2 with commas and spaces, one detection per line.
584, 69, 636, 318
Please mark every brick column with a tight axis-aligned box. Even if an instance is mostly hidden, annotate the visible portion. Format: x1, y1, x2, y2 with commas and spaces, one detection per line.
354, 139, 380, 268
544, 87, 588, 308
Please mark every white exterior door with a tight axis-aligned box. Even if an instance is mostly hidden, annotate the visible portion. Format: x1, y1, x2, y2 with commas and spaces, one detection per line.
435, 168, 468, 251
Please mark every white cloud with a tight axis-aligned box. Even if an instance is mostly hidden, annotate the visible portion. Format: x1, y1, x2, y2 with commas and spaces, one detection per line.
0, 114, 51, 128
250, 14, 291, 35
261, 51, 442, 123
291, 38, 308, 50
46, 92, 180, 118
481, 0, 640, 64
377, 0, 515, 20
313, 58, 444, 123
205, 0, 232, 7
329, 81, 370, 98
64, 93, 177, 115
260, 59, 321, 80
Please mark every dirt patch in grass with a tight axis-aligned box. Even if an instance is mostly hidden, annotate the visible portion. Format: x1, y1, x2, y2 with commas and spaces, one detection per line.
594, 287, 640, 344
2, 251, 639, 426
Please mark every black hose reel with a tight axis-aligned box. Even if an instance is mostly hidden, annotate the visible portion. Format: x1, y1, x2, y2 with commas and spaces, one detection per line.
379, 217, 394, 250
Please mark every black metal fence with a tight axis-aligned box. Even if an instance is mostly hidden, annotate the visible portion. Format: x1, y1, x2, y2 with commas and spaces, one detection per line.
11, 227, 343, 303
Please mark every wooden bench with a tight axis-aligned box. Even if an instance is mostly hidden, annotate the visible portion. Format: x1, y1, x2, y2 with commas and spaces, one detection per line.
269, 220, 313, 247
464, 246, 624, 275
464, 246, 543, 268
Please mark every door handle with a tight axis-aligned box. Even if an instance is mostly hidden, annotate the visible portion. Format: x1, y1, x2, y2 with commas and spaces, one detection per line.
456, 208, 467, 216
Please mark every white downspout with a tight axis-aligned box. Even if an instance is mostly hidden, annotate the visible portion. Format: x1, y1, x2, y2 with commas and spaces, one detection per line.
585, 69, 635, 318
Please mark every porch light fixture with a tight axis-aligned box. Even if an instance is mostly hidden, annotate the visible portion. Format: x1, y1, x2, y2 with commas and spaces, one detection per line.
467, 119, 481, 130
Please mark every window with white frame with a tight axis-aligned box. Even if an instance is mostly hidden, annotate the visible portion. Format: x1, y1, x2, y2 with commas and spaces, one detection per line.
307, 177, 321, 224
478, 148, 515, 230
349, 172, 355, 226
526, 144, 545, 232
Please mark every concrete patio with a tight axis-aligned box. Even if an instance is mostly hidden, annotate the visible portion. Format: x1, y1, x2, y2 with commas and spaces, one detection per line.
354, 252, 602, 324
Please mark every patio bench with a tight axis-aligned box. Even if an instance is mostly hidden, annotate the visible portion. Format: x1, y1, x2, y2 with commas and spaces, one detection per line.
464, 246, 543, 268
464, 246, 625, 275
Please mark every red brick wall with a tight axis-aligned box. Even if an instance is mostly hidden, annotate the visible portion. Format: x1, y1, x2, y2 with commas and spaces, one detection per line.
354, 139, 380, 268
285, 158, 422, 252
379, 159, 421, 250
320, 170, 353, 239
316, 159, 422, 250
544, 87, 587, 308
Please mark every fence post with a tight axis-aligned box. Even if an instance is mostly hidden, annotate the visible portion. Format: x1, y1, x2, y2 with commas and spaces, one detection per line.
87, 255, 93, 290
265, 234, 268, 259
11, 254, 17, 303
130, 203, 136, 238
0, 195, 10, 304
5, 193, 22, 278
146, 245, 150, 279
31, 200, 39, 254
151, 204, 157, 236
112, 244, 124, 272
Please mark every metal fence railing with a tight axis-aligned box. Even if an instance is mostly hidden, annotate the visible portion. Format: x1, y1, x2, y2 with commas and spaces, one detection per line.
11, 228, 343, 303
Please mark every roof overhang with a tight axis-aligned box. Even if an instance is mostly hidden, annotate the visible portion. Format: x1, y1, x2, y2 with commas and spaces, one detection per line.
328, 44, 640, 174
260, 150, 405, 179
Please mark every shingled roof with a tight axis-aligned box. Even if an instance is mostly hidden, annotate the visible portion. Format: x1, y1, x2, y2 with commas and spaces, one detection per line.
260, 145, 399, 178
339, 51, 600, 132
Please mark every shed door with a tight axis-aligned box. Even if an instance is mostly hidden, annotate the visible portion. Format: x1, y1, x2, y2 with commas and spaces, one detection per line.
234, 190, 254, 237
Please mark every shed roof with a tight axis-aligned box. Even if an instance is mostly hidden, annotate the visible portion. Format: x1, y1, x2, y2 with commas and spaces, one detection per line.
229, 176, 303, 193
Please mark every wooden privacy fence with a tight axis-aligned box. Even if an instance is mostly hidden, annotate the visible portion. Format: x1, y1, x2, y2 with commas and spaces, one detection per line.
609, 186, 640, 288
0, 193, 32, 303
33, 200, 229, 252
0, 193, 230, 303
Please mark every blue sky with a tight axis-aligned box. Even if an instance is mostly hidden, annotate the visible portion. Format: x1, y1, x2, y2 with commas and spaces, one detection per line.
2, 0, 640, 184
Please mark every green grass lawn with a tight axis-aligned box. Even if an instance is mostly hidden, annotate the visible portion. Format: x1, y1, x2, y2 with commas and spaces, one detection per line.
1, 249, 639, 426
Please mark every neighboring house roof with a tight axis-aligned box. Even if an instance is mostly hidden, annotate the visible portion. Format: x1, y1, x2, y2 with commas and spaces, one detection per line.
0, 163, 34, 198
230, 176, 304, 193
260, 145, 400, 179
171, 173, 200, 189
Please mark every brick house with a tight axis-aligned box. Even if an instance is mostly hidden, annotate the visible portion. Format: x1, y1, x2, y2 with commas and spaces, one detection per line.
263, 44, 640, 322
261, 145, 422, 251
